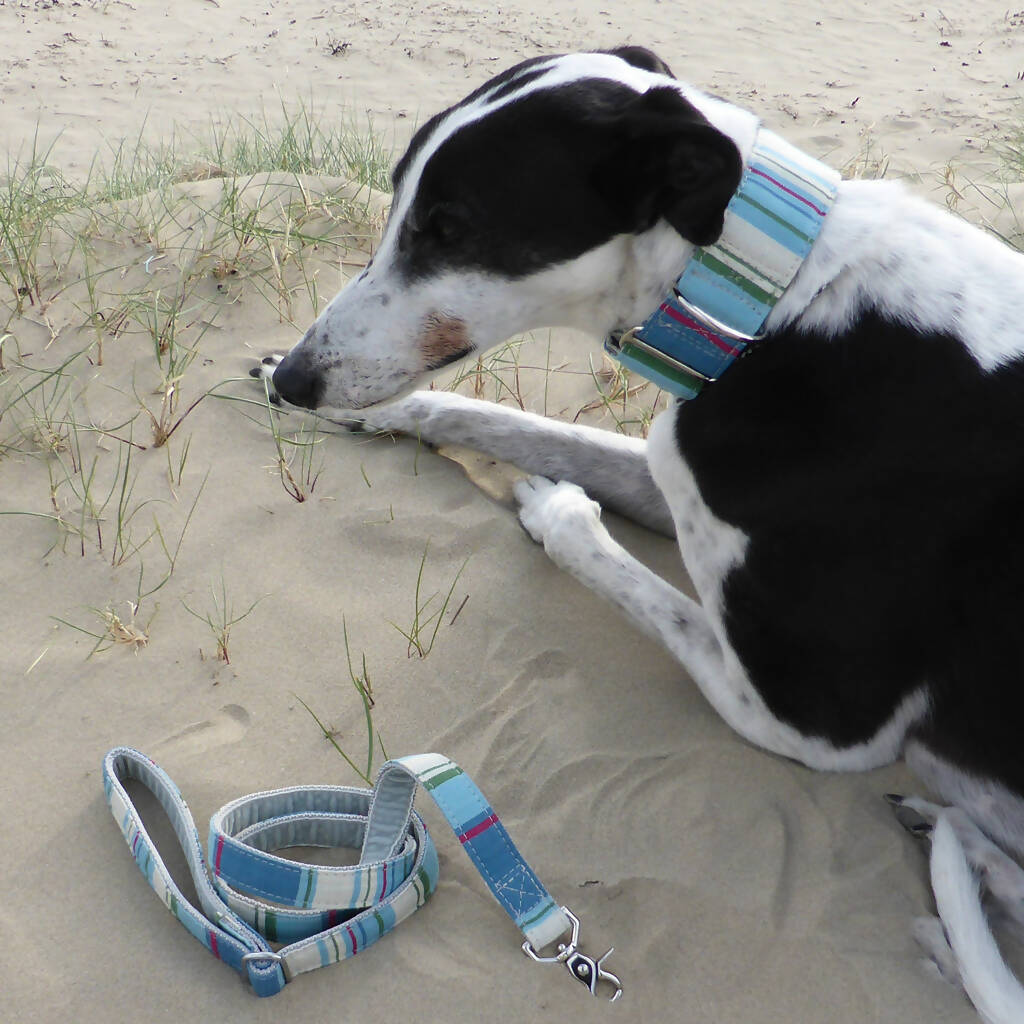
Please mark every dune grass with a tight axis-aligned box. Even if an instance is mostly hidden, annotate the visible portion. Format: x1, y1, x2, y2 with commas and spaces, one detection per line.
389, 542, 469, 660
297, 616, 388, 785
0, 100, 390, 332
0, 104, 391, 675
182, 575, 266, 665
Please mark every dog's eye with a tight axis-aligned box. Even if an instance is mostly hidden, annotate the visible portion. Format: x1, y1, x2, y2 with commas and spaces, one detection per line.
424, 201, 471, 245
400, 200, 473, 257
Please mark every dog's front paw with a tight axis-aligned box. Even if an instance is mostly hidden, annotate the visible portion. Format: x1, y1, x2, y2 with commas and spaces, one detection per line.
514, 475, 601, 546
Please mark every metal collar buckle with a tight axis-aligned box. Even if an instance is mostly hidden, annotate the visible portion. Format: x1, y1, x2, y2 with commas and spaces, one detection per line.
670, 289, 768, 345
610, 326, 714, 385
607, 291, 767, 393
521, 906, 623, 1002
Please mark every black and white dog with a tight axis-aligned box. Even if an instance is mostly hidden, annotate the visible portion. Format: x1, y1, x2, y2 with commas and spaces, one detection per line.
259, 48, 1024, 1022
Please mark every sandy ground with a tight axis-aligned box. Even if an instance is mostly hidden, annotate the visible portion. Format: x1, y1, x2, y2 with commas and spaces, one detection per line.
4, 2, 1024, 1022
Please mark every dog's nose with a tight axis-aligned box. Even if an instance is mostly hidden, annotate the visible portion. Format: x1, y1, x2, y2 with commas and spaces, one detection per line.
272, 352, 324, 409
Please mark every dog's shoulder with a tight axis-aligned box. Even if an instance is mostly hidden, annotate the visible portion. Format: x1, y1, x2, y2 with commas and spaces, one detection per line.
774, 177, 1024, 373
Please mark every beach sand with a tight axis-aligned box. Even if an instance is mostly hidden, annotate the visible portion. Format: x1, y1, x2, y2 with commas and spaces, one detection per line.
3, 3, 1023, 1022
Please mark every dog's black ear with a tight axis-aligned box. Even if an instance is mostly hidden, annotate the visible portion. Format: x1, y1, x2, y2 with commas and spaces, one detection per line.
595, 86, 742, 247
601, 46, 676, 79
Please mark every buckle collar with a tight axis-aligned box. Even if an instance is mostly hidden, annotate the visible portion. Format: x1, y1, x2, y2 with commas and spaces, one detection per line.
605, 128, 841, 400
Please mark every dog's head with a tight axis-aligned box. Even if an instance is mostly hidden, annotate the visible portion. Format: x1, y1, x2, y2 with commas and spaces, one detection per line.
272, 48, 746, 410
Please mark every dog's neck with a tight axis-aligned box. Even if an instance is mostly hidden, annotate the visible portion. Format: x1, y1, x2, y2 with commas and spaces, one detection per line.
608, 121, 841, 398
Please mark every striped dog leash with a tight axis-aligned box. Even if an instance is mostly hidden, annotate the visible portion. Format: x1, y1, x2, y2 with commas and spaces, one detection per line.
103, 747, 622, 1000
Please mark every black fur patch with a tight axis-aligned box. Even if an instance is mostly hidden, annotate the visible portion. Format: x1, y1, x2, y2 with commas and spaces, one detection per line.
677, 309, 1024, 793
393, 77, 741, 279
391, 55, 555, 194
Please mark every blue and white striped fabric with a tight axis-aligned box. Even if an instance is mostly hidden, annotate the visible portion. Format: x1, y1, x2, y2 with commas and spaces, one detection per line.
102, 747, 572, 996
607, 129, 841, 399
378, 754, 568, 949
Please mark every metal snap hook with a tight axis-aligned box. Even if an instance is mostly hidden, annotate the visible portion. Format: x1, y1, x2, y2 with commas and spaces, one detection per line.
564, 946, 623, 1002
521, 906, 623, 1002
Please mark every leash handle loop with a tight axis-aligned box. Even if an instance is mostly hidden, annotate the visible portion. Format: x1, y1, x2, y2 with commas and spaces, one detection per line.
103, 748, 286, 995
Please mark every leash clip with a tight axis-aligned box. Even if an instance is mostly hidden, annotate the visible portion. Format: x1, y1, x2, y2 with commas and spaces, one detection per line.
521, 906, 623, 1002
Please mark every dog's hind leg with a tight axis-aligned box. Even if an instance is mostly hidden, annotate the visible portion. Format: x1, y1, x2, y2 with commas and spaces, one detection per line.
342, 390, 675, 535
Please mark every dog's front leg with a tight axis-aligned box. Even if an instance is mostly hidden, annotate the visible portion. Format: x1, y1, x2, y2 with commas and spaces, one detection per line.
254, 354, 674, 533
514, 475, 844, 763
350, 391, 675, 536
514, 473, 724, 682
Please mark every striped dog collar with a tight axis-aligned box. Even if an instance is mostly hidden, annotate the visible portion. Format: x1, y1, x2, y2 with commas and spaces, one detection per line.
605, 129, 841, 399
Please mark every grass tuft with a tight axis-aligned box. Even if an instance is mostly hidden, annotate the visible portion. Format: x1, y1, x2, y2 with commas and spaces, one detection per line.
182, 575, 265, 665
295, 617, 387, 785
389, 541, 469, 659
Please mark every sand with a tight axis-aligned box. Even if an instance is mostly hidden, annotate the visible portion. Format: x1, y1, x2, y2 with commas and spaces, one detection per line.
2, 2, 1022, 1022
